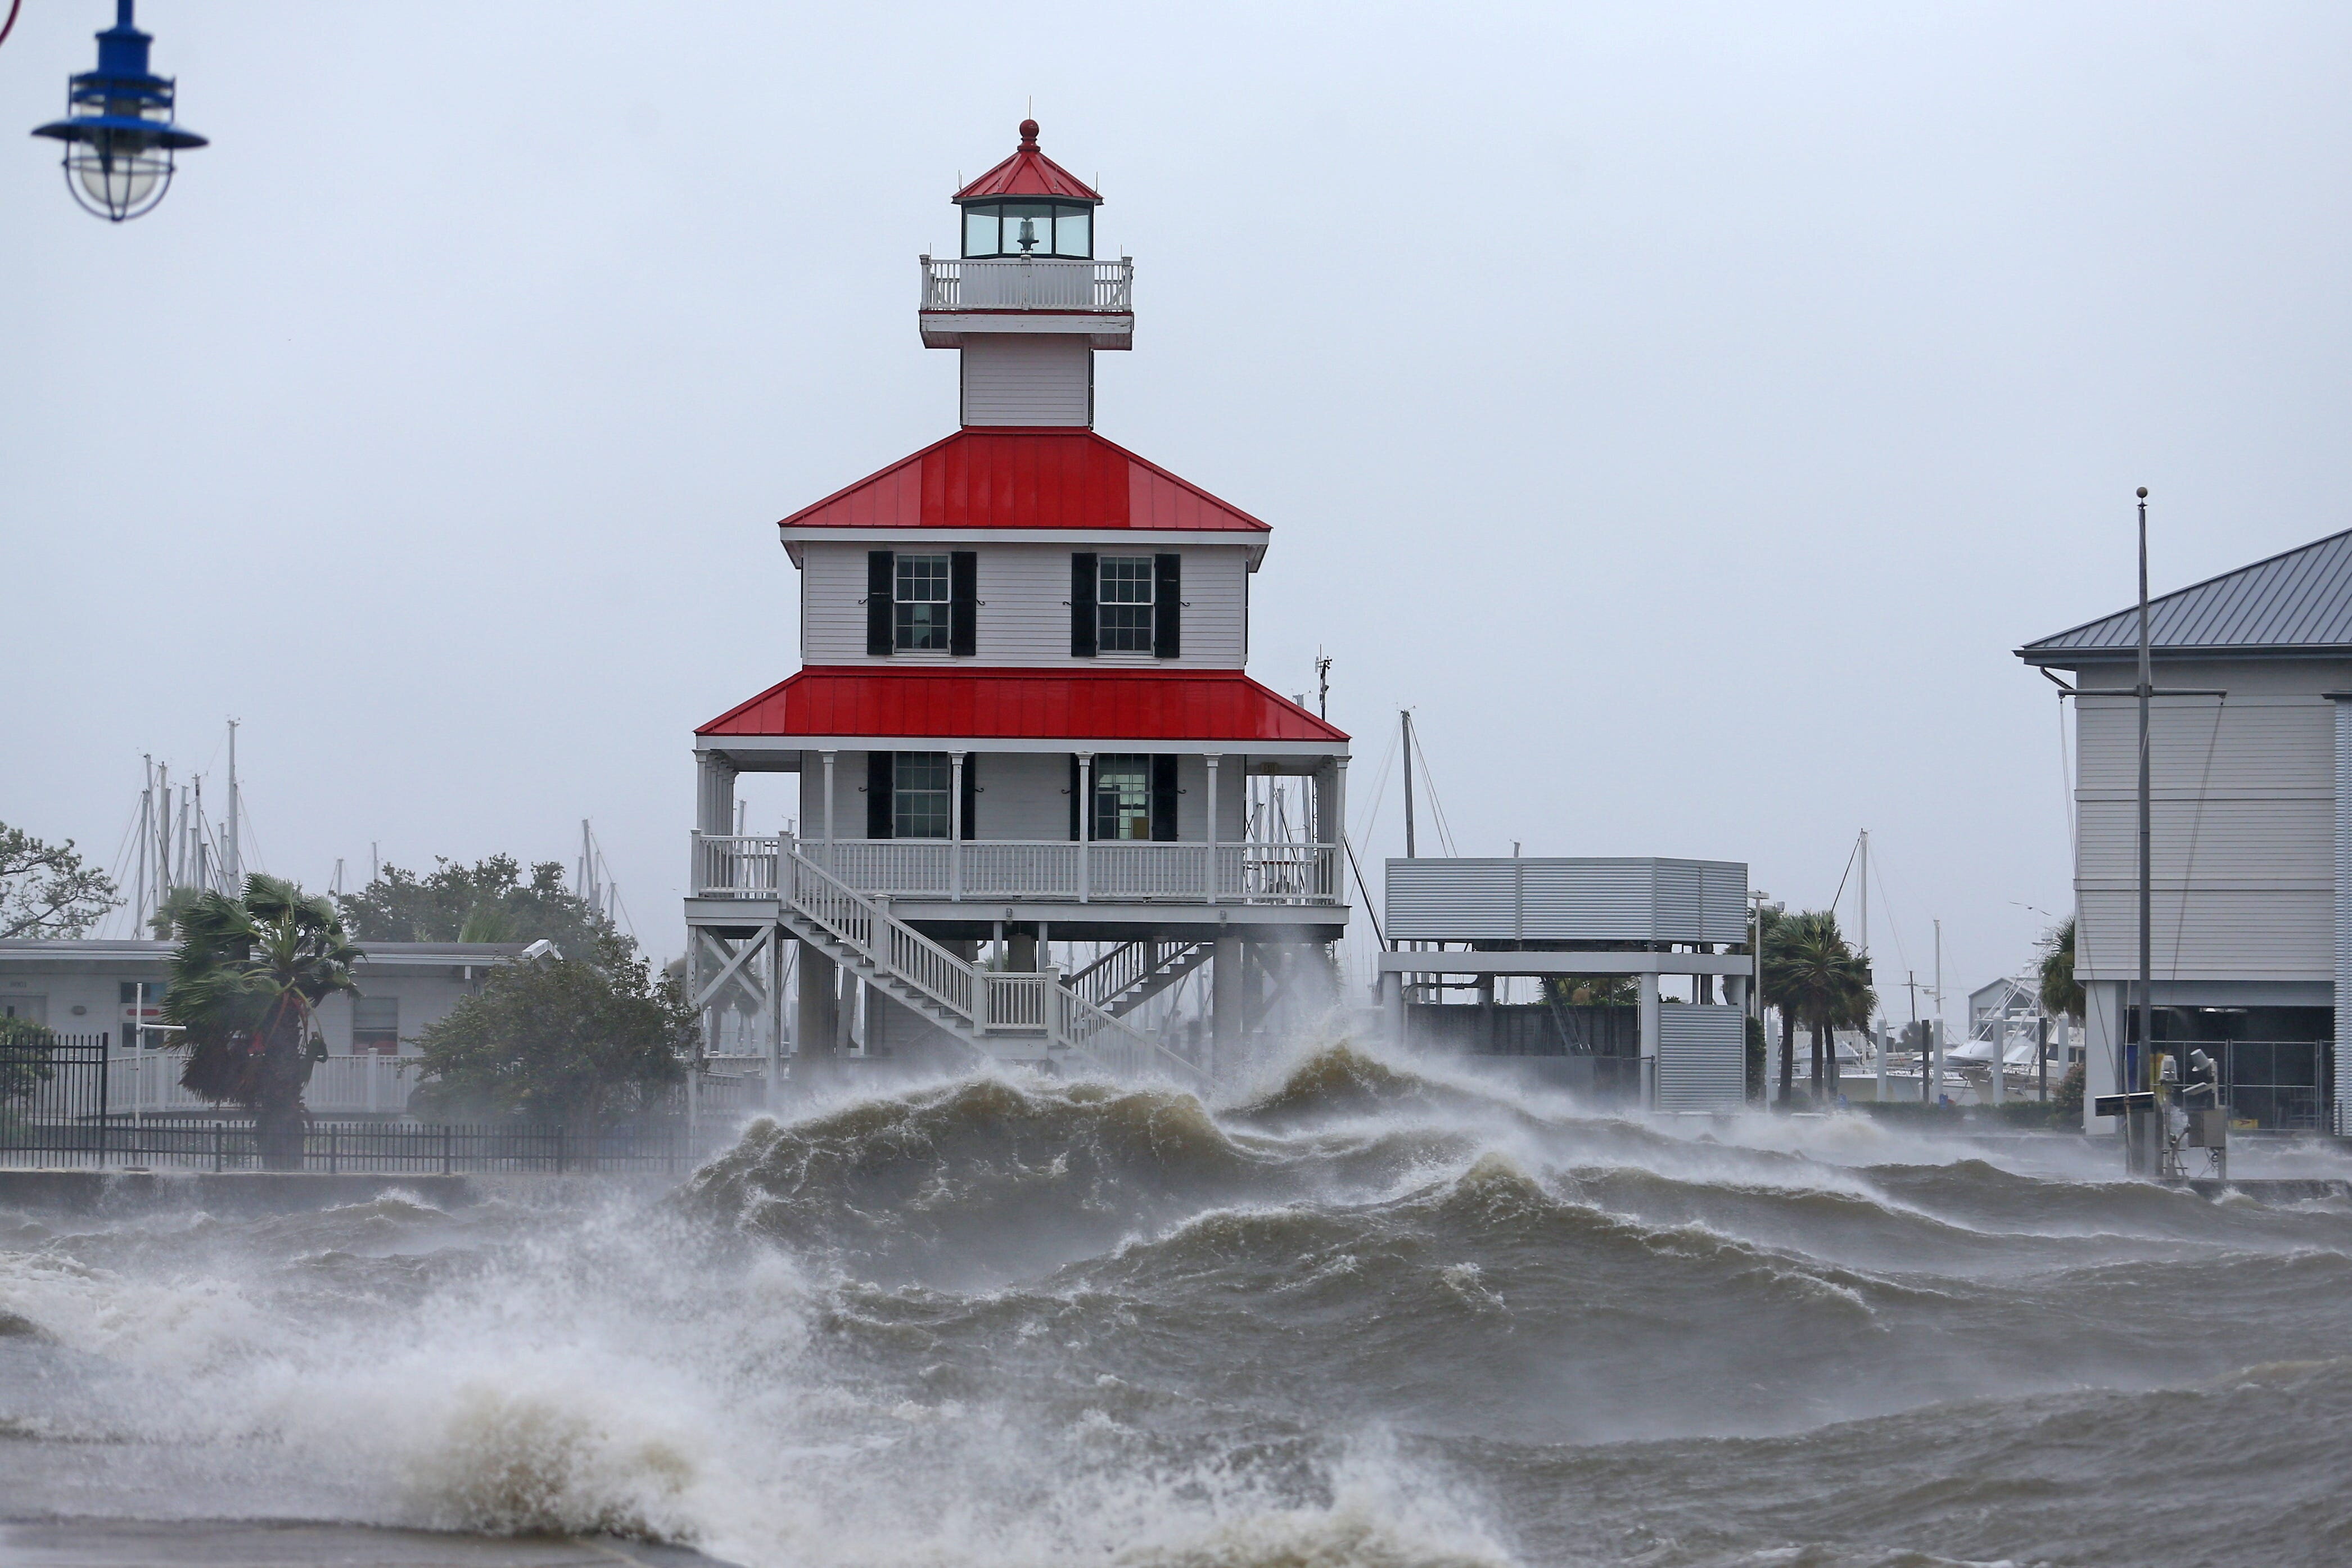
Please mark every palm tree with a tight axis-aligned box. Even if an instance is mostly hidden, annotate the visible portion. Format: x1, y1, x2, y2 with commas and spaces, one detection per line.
163, 874, 360, 1169
1771, 910, 1874, 1105
1759, 906, 1800, 1105
2038, 917, 2084, 1022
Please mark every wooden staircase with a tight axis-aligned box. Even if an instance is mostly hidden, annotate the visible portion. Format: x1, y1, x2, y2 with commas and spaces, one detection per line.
774, 840, 1209, 1088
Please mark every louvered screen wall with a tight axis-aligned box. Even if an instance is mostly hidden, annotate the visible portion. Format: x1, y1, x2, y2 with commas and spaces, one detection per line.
1385, 858, 1749, 945
1653, 1005, 1748, 1112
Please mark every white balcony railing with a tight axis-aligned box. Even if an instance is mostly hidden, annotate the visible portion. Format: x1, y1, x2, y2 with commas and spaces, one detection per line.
692, 834, 1340, 907
920, 255, 1134, 314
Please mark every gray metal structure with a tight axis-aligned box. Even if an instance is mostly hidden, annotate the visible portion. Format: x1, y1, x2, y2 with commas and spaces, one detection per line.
1378, 857, 1754, 1113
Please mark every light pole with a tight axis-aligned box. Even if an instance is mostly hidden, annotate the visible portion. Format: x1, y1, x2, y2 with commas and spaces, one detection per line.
30, 1, 206, 222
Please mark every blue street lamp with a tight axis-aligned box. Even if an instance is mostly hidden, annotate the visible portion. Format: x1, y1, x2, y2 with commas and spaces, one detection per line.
30, 1, 206, 222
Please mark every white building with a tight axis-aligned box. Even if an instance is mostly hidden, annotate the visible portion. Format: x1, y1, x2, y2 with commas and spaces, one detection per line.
683, 122, 1350, 1085
2019, 528, 2352, 1133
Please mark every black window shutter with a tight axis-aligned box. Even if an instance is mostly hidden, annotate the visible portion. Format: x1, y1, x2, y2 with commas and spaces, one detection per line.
1153, 553, 1181, 658
949, 551, 978, 656
867, 552, 895, 656
1068, 754, 1082, 841
866, 752, 893, 839
1151, 756, 1179, 842
1070, 552, 1098, 657
960, 754, 977, 840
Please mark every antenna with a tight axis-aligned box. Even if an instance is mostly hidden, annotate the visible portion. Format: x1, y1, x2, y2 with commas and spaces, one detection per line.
1316, 651, 1331, 719
1400, 710, 1417, 860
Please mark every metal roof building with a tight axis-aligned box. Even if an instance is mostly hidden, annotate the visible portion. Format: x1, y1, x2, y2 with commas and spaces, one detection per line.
2017, 526, 2352, 1136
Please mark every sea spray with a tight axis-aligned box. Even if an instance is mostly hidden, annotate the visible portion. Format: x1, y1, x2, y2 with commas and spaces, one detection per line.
2, 1040, 2349, 1565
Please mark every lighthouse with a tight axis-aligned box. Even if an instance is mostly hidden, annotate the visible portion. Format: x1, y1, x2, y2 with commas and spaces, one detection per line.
685, 121, 1350, 1085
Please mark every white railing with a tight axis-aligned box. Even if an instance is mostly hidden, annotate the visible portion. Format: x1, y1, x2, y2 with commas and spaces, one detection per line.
694, 835, 783, 896
1067, 938, 1194, 1012
697, 834, 1339, 907
920, 255, 1134, 313
105, 1052, 425, 1115
773, 840, 1206, 1087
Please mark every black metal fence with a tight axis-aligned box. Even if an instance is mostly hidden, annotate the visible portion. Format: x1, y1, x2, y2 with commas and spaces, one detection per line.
1, 1037, 733, 1173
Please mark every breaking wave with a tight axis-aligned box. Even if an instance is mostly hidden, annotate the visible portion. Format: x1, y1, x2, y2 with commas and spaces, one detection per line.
4, 1036, 2351, 1565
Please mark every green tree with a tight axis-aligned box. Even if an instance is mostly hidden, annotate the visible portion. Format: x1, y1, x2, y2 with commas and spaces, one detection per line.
1, 823, 119, 939
164, 875, 361, 1168
2038, 917, 2084, 1022
338, 854, 617, 956
1541, 974, 1640, 1007
2053, 1060, 2087, 1122
1758, 906, 1803, 1104
1769, 910, 1875, 1105
0, 1017, 57, 1102
412, 936, 689, 1127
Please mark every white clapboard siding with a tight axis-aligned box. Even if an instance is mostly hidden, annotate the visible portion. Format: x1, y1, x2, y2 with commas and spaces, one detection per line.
2073, 693, 2336, 981
960, 335, 1091, 427
2075, 888, 2332, 979
801, 541, 1249, 667
2074, 698, 2330, 795
2075, 797, 2332, 880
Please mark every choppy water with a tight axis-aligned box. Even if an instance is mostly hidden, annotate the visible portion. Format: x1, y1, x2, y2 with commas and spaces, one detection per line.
4, 1040, 2350, 1567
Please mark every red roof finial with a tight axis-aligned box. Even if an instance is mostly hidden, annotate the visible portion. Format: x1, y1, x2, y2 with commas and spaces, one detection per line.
1018, 118, 1040, 151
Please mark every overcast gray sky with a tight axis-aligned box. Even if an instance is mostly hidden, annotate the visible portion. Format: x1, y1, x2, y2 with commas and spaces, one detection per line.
6, 2, 2348, 1015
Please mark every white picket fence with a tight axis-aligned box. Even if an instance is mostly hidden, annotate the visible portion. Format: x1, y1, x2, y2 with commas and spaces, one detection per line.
106, 1051, 426, 1116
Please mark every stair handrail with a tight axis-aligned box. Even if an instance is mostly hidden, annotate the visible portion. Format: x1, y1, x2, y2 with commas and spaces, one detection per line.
1066, 937, 1168, 1010
782, 837, 976, 1024
1054, 982, 1212, 1088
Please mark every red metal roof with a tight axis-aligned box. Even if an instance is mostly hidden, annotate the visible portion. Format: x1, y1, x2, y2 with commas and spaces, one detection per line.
954, 120, 1101, 204
699, 667, 1348, 743
778, 428, 1270, 535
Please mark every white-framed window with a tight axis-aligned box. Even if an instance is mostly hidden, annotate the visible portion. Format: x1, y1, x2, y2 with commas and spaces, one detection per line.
353, 996, 400, 1056
893, 752, 952, 839
895, 554, 951, 651
1098, 556, 1153, 653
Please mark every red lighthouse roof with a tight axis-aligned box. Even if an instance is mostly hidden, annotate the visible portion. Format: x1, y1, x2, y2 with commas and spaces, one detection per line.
954, 120, 1101, 204
699, 667, 1348, 745
778, 429, 1270, 537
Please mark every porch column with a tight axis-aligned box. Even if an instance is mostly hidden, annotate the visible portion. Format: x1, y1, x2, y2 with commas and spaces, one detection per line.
1322, 757, 1348, 901
950, 752, 964, 901
821, 751, 838, 855
796, 939, 838, 1076
697, 752, 737, 835
1213, 929, 1244, 1078
1204, 754, 1221, 904
1637, 971, 1661, 1109
1380, 968, 1405, 1046
1077, 753, 1093, 902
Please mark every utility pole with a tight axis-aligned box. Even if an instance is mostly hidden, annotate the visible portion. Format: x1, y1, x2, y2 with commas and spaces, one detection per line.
1933, 918, 1944, 1106
1316, 652, 1331, 720
2133, 486, 2156, 1175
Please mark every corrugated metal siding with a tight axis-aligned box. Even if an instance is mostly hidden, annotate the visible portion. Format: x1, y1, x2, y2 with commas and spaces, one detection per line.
2024, 528, 2352, 656
801, 542, 1247, 667
1384, 858, 1749, 943
1654, 1005, 1747, 1111
960, 336, 1092, 427
2076, 798, 2331, 878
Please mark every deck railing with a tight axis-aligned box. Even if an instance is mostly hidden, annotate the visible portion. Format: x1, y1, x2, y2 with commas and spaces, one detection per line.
920, 255, 1134, 313
694, 834, 1340, 907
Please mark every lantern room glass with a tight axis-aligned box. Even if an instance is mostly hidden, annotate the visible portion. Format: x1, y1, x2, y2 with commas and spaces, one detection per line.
959, 201, 1094, 260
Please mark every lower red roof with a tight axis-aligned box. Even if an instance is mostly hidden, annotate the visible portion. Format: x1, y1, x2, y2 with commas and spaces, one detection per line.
699, 667, 1348, 744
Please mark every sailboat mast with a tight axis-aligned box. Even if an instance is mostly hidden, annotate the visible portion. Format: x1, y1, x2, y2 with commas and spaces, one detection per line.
1401, 710, 1417, 860
224, 719, 240, 887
